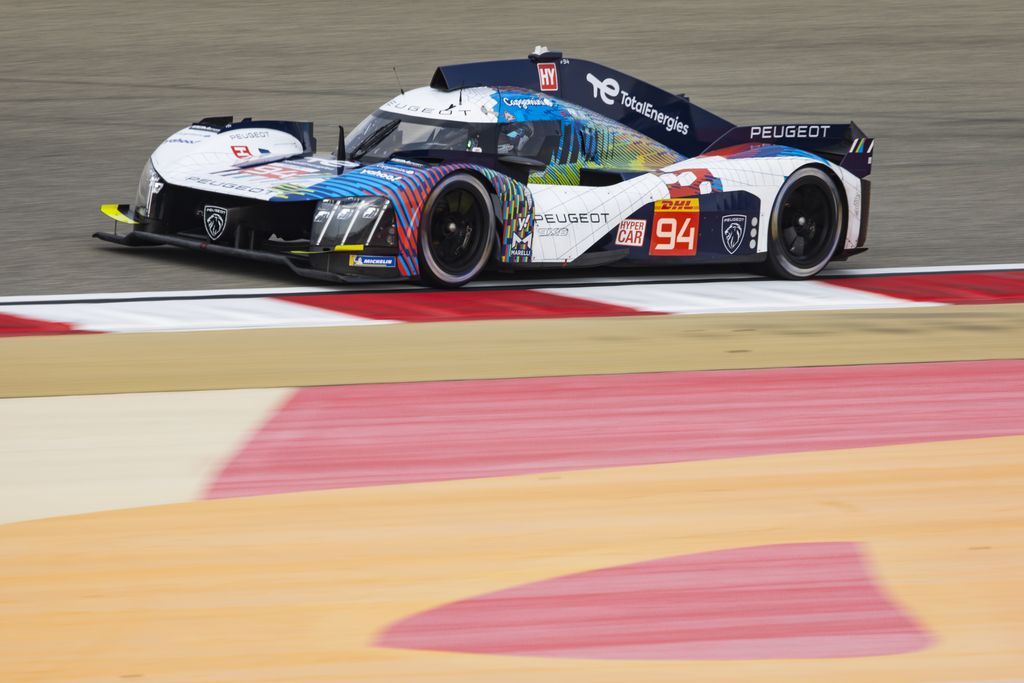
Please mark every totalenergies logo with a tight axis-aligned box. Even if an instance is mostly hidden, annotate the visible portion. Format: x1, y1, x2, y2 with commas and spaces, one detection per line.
586, 73, 621, 105
585, 73, 689, 136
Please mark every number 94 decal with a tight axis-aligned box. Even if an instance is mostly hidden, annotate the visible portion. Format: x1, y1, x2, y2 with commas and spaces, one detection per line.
649, 198, 699, 256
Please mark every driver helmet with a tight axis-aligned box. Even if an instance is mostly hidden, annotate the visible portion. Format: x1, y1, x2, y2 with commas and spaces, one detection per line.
498, 122, 535, 155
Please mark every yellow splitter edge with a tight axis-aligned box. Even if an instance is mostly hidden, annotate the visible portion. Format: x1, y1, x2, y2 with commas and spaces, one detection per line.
100, 204, 139, 225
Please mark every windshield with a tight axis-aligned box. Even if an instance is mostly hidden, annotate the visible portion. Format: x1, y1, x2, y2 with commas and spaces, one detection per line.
346, 112, 495, 163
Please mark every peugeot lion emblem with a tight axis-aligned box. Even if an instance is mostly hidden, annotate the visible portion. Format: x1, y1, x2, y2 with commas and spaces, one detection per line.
203, 205, 227, 241
721, 214, 747, 255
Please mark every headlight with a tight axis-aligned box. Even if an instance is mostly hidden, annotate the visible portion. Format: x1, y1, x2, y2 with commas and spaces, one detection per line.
134, 159, 162, 218
310, 196, 397, 250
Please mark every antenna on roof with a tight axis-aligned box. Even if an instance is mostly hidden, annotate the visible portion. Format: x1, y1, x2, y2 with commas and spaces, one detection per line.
528, 45, 562, 62
392, 66, 405, 95
458, 80, 464, 106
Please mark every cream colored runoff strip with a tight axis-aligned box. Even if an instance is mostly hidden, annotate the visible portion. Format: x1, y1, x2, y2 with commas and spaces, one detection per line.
0, 388, 290, 524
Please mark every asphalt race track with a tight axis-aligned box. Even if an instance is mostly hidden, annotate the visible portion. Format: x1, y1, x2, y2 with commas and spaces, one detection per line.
1, 3, 1023, 682
1, 1, 1022, 294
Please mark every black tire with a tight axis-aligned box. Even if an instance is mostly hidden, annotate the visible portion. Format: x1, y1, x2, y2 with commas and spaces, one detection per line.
418, 173, 495, 287
766, 167, 843, 279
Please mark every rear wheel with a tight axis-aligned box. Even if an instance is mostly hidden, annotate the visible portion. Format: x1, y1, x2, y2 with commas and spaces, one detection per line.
418, 173, 495, 287
766, 167, 843, 279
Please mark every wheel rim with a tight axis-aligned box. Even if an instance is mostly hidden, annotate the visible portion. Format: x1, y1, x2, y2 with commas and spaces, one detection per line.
778, 180, 836, 268
426, 187, 487, 275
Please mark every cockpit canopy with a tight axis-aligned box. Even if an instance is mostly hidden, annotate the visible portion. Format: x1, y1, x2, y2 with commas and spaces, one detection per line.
343, 85, 684, 183
345, 111, 560, 165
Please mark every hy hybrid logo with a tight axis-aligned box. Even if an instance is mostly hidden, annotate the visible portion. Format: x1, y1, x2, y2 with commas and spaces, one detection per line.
537, 62, 558, 91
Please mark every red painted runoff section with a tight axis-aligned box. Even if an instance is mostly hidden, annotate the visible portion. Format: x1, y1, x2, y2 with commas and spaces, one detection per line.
828, 271, 1024, 304
378, 543, 930, 659
207, 360, 1024, 498
0, 312, 81, 337
278, 289, 654, 322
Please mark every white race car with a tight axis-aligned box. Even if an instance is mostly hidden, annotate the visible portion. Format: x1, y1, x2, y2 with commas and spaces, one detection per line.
97, 48, 873, 287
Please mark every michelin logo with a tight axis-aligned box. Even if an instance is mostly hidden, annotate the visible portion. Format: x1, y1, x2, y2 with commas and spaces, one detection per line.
349, 254, 396, 268
586, 73, 689, 136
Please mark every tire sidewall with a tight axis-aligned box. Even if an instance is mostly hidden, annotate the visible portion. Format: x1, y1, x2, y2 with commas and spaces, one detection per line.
767, 166, 843, 279
418, 173, 495, 287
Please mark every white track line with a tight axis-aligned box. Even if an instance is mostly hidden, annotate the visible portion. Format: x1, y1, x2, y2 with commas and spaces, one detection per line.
477, 271, 762, 289
826, 263, 1024, 276
0, 285, 339, 304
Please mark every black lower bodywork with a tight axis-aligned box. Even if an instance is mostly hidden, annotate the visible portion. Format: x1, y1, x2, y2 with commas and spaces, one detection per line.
93, 229, 372, 284
95, 181, 403, 283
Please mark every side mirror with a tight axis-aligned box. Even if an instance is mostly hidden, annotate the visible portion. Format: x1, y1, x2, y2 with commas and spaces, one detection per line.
497, 155, 547, 183
498, 155, 546, 170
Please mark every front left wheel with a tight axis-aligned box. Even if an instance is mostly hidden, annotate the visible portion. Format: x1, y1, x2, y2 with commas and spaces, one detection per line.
418, 173, 495, 287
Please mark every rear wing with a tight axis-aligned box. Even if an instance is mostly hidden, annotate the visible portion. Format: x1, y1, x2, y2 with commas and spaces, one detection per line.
431, 51, 734, 158
704, 122, 874, 178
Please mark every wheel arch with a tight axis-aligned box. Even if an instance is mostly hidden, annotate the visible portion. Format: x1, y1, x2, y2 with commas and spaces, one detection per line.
457, 167, 534, 265
803, 161, 850, 253
454, 168, 506, 240
416, 170, 497, 287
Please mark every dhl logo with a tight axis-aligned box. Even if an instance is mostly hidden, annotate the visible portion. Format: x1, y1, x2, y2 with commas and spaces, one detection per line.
654, 198, 699, 212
